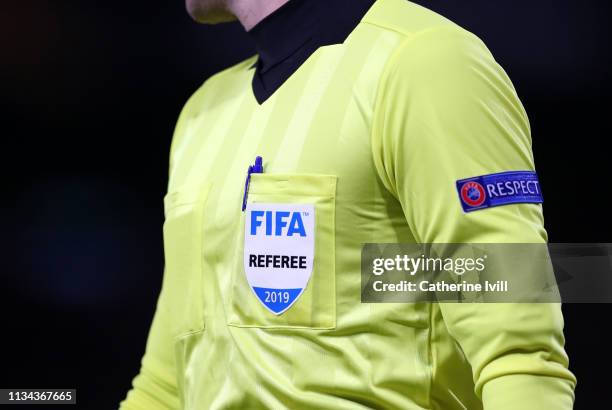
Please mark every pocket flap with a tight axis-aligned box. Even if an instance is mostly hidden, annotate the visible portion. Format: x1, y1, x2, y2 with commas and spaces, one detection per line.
249, 174, 337, 197
164, 184, 211, 216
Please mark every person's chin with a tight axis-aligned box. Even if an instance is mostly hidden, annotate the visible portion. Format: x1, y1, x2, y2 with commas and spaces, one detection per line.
186, 1, 236, 24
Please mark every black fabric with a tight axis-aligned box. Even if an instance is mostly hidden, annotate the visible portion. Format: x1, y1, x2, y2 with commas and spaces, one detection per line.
248, 0, 375, 104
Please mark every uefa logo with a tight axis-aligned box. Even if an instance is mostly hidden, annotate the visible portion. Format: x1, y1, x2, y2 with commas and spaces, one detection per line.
460, 181, 486, 207
457, 171, 543, 212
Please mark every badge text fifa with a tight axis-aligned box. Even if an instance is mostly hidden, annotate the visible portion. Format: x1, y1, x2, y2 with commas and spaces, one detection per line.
250, 210, 307, 237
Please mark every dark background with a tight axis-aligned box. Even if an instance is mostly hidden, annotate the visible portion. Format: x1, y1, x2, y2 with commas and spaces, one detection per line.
1, 1, 610, 408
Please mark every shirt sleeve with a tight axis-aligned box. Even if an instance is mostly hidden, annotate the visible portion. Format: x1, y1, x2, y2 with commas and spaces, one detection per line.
119, 268, 180, 410
371, 25, 576, 409
119, 82, 210, 410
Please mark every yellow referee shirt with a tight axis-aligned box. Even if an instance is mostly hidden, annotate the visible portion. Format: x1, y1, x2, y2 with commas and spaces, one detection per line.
121, 0, 576, 408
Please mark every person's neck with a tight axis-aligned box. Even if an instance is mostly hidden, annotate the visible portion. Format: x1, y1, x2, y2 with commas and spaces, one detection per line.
226, 0, 290, 31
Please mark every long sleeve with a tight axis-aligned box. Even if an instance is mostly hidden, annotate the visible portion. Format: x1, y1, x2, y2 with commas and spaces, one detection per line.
120, 268, 180, 410
119, 84, 208, 410
371, 25, 576, 409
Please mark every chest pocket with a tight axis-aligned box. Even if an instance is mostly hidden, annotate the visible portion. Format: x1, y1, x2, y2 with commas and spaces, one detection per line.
228, 174, 337, 329
162, 183, 211, 337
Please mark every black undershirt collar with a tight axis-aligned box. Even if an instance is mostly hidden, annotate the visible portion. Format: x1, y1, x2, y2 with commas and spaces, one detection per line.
248, 0, 376, 104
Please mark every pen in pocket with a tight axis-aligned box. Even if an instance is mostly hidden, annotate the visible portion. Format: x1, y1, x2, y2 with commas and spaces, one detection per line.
242, 156, 263, 211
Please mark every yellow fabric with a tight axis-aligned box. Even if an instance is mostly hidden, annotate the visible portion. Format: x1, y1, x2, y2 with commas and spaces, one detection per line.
121, 0, 576, 408
228, 174, 337, 329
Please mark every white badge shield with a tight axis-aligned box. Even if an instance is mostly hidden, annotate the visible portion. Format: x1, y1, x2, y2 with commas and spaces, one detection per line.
244, 203, 315, 315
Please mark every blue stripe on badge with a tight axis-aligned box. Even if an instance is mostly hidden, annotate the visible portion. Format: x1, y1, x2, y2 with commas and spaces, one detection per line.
456, 171, 543, 213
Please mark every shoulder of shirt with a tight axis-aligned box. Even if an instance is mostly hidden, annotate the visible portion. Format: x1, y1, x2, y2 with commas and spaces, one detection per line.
359, 0, 498, 120
362, 0, 455, 35
360, 0, 492, 65
168, 54, 257, 162
360, 0, 486, 43
179, 54, 258, 117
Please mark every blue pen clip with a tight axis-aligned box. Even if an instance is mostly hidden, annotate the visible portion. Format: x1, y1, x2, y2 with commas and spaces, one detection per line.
242, 156, 263, 211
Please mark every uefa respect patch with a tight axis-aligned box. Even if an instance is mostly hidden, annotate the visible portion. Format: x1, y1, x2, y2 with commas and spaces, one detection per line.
456, 171, 543, 212
243, 203, 315, 315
